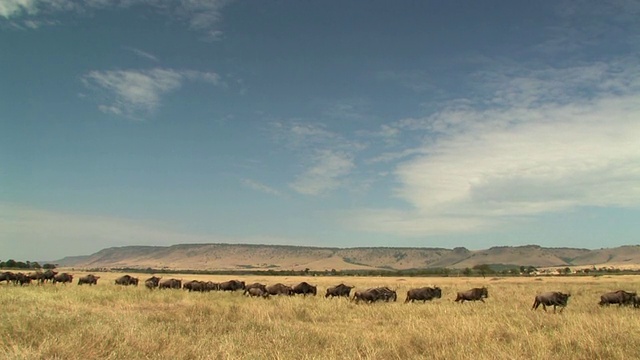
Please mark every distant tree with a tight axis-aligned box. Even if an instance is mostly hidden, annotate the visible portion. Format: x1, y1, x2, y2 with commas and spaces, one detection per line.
42, 263, 57, 270
473, 264, 493, 278
520, 266, 526, 274
463, 267, 473, 276
5, 259, 17, 268
564, 267, 572, 275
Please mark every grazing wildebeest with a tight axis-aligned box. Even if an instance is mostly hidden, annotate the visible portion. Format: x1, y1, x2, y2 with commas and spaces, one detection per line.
532, 292, 571, 313
455, 287, 488, 303
183, 280, 205, 292
246, 287, 270, 298
292, 282, 317, 296
159, 278, 182, 289
325, 284, 354, 298
115, 275, 139, 286
266, 283, 293, 296
405, 287, 442, 303
78, 274, 100, 285
243, 283, 268, 295
219, 280, 245, 291
599, 290, 637, 307
53, 273, 73, 284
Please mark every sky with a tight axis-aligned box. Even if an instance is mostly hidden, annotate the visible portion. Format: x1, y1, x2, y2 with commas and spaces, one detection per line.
1, 0, 640, 261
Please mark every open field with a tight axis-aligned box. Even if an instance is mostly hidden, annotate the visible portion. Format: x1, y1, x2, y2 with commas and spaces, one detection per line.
2, 272, 640, 359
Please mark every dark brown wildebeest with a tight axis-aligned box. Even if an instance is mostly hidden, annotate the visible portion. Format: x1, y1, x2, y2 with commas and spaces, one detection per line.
42, 270, 58, 283
115, 275, 139, 286
219, 280, 245, 291
266, 283, 293, 296
352, 288, 382, 304
243, 283, 267, 295
15, 273, 32, 285
246, 287, 270, 298
405, 287, 442, 303
53, 273, 73, 284
532, 292, 571, 313
455, 287, 488, 303
204, 281, 219, 292
0, 272, 16, 284
78, 274, 100, 285
292, 282, 317, 296
145, 276, 161, 290
325, 284, 354, 298
183, 280, 205, 292
159, 278, 182, 289
599, 290, 637, 307
634, 296, 640, 309
375, 287, 397, 302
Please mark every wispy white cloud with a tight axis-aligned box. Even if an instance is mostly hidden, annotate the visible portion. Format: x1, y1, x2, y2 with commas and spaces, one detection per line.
289, 150, 354, 196
241, 178, 282, 196
82, 67, 220, 119
125, 47, 159, 62
351, 57, 640, 237
0, 0, 231, 38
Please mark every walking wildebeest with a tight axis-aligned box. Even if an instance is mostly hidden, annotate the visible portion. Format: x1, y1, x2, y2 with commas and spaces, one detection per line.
352, 287, 396, 304
219, 280, 245, 291
455, 287, 488, 303
78, 274, 100, 285
246, 287, 270, 298
532, 292, 571, 313
115, 275, 139, 286
599, 290, 637, 307
0, 272, 16, 284
145, 276, 161, 290
42, 270, 58, 283
405, 287, 442, 303
243, 283, 268, 295
325, 284, 354, 298
159, 278, 182, 289
292, 282, 317, 296
53, 273, 73, 284
266, 283, 293, 296
183, 280, 205, 292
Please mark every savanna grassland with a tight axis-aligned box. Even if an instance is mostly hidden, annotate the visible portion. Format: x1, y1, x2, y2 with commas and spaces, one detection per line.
1, 272, 640, 359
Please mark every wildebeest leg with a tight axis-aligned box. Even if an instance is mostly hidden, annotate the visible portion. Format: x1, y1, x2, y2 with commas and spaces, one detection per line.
480, 298, 485, 303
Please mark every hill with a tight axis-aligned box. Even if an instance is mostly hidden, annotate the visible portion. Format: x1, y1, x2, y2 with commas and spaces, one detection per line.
53, 243, 640, 271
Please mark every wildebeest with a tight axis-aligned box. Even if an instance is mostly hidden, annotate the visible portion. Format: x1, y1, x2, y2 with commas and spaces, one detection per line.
246, 287, 270, 298
145, 276, 161, 290
14, 273, 32, 285
532, 292, 571, 313
455, 287, 488, 303
325, 284, 354, 298
599, 290, 637, 307
78, 274, 100, 285
115, 275, 139, 286
243, 283, 268, 295
266, 283, 293, 296
352, 287, 396, 304
204, 281, 219, 292
0, 271, 16, 284
42, 270, 58, 283
405, 287, 442, 303
53, 273, 73, 284
159, 278, 182, 289
183, 280, 205, 292
219, 280, 245, 291
292, 282, 317, 296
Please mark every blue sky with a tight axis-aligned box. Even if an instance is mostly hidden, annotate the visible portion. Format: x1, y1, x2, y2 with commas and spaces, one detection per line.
1, 0, 640, 261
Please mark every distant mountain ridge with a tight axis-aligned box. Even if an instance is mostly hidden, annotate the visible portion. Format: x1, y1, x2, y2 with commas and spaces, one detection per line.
54, 243, 640, 271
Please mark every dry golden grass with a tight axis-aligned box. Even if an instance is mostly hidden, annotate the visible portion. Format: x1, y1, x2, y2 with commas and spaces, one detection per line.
1, 272, 640, 359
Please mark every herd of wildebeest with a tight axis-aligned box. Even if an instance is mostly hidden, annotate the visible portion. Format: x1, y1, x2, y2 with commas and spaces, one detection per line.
2, 270, 640, 313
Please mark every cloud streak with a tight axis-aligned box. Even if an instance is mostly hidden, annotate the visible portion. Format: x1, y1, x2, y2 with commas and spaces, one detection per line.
83, 68, 220, 119
1, 0, 231, 37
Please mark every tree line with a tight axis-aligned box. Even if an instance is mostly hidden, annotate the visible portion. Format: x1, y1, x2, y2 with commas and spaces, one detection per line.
0, 259, 57, 270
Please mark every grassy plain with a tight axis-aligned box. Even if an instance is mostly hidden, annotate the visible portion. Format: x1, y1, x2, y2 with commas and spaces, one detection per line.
1, 272, 640, 359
